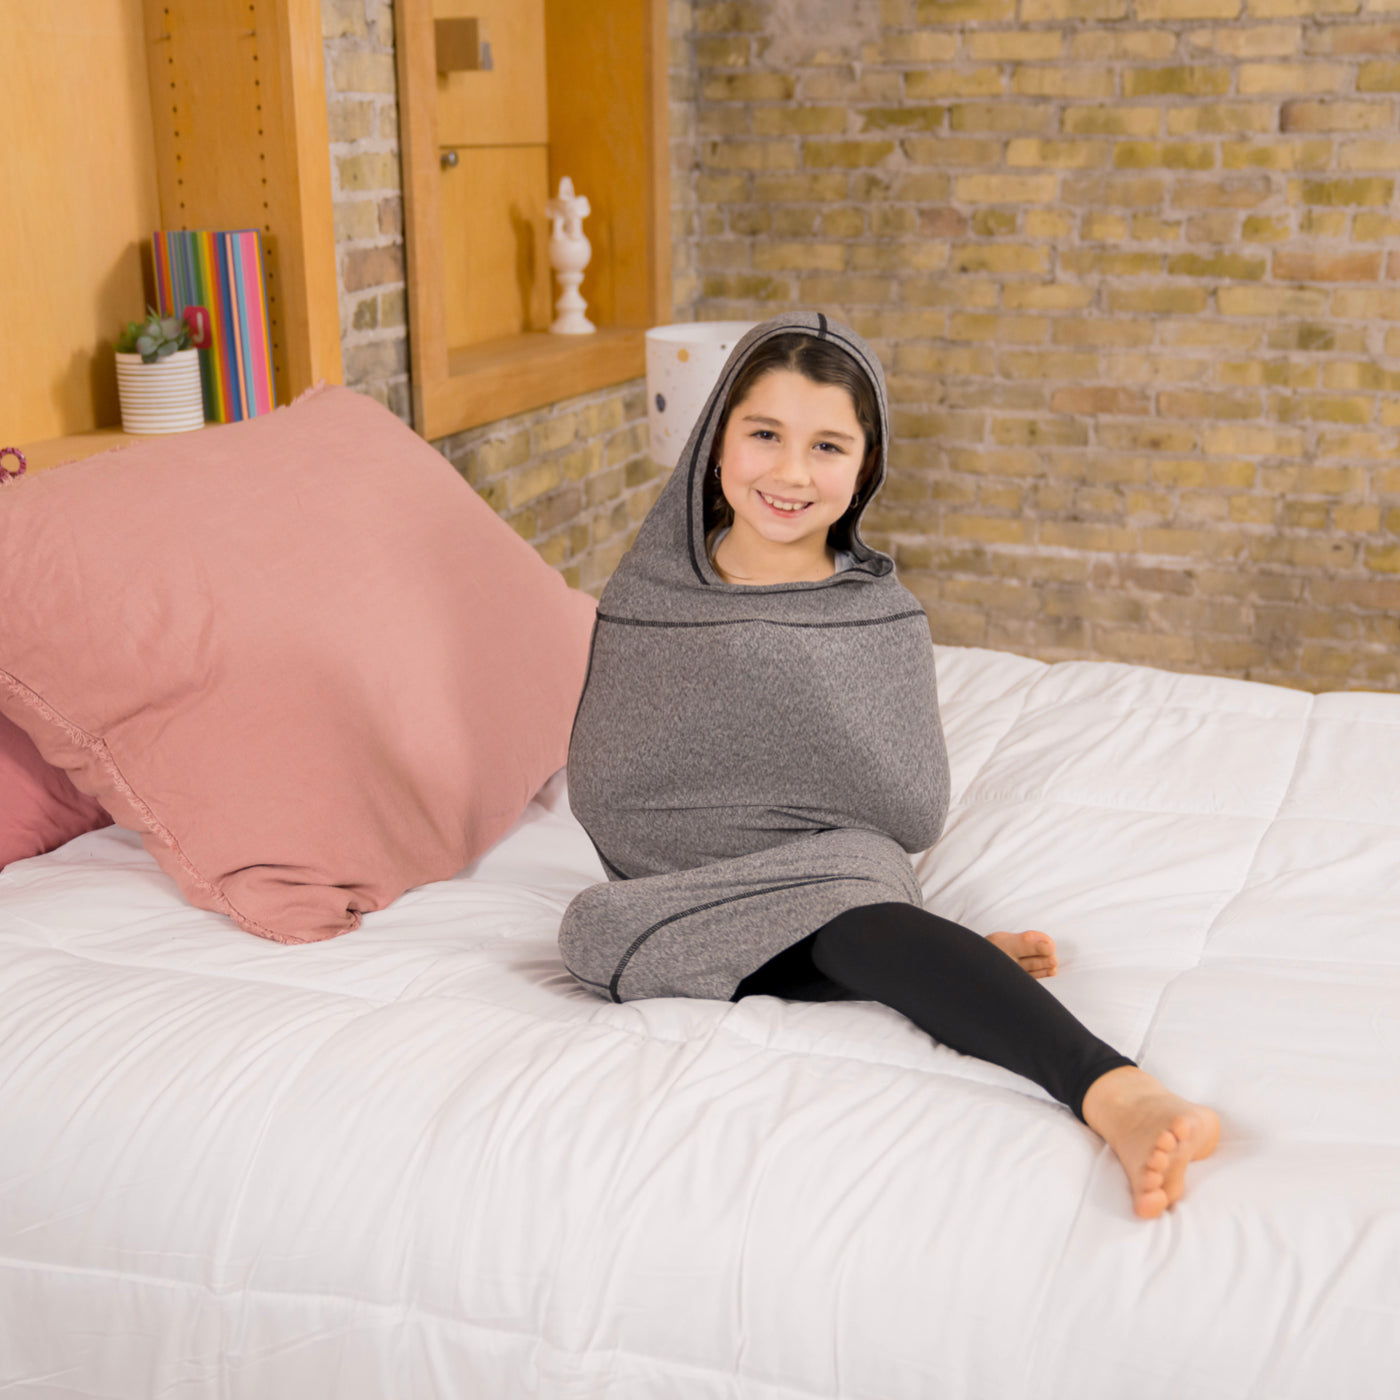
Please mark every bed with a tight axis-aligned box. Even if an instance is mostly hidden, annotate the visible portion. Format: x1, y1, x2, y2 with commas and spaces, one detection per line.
3, 641, 1397, 1399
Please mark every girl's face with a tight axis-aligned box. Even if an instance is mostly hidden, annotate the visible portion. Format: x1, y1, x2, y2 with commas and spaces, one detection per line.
715, 369, 867, 567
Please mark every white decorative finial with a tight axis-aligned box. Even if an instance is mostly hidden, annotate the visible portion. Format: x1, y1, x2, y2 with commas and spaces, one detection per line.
546, 176, 595, 335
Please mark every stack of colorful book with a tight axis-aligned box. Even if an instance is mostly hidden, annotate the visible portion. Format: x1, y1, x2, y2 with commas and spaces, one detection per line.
152, 229, 277, 423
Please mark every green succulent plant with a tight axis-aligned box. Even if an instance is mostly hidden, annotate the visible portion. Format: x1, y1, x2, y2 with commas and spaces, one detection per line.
116, 307, 193, 364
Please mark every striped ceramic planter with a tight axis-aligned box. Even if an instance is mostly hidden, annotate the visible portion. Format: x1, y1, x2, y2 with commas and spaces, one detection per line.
115, 349, 205, 435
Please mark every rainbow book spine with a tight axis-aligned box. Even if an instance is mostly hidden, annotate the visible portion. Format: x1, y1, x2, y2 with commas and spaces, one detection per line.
153, 229, 277, 423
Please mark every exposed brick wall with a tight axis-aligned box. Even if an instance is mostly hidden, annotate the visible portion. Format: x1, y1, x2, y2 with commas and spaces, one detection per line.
322, 0, 410, 421
687, 0, 1400, 692
320, 1, 691, 594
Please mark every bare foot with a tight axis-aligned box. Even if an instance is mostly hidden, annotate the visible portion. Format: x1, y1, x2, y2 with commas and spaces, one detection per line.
1081, 1066, 1220, 1220
986, 929, 1058, 979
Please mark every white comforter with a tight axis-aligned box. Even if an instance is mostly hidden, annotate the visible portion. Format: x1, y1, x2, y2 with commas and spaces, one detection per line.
2, 645, 1397, 1399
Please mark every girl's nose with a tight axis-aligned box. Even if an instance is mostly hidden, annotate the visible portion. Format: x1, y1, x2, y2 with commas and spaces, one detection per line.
771, 444, 810, 483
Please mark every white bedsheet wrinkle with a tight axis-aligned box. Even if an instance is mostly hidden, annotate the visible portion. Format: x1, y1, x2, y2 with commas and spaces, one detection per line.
3, 649, 1398, 1397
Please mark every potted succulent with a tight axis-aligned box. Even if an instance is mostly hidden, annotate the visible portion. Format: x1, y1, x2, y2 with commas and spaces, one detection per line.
114, 308, 205, 434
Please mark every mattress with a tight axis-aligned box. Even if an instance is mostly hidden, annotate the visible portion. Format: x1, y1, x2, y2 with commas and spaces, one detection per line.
2, 644, 1397, 1399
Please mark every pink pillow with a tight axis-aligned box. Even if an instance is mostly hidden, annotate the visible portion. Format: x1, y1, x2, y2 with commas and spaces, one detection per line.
0, 386, 595, 942
0, 712, 112, 868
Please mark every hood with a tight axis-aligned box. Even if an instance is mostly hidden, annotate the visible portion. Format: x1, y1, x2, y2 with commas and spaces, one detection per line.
622, 311, 896, 598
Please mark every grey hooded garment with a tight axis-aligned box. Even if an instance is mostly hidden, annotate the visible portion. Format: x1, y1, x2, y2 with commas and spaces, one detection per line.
561, 311, 950, 1003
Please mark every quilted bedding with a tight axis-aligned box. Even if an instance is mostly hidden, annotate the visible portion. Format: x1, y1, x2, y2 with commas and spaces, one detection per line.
1, 644, 1397, 1399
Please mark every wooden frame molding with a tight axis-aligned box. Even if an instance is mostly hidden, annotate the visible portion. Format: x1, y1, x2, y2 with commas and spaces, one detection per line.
396, 0, 671, 442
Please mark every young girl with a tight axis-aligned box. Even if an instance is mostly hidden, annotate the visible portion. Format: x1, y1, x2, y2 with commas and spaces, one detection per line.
561, 312, 1218, 1219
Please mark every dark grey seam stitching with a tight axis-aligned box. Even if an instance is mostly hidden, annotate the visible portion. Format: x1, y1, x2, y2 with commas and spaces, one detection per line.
608, 874, 878, 1002
595, 609, 925, 631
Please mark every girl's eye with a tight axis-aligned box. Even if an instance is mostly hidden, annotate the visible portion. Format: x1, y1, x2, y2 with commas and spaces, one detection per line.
815, 440, 846, 454
751, 429, 777, 441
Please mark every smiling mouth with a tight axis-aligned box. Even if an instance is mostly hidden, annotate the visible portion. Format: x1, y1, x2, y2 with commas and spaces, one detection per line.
757, 490, 812, 514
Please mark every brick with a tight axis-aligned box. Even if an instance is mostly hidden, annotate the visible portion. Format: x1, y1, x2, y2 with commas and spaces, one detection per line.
953, 173, 1059, 203
342, 243, 405, 291
1171, 175, 1274, 208
1000, 350, 1102, 380
1251, 536, 1356, 569
700, 273, 791, 300
1064, 174, 1167, 207
1002, 283, 1096, 310
1138, 0, 1240, 12
1239, 62, 1350, 95
890, 174, 958, 207
1081, 211, 1129, 241
1250, 1, 1364, 27
972, 209, 1019, 236
1223, 140, 1334, 171
1040, 521, 1139, 552
336, 152, 401, 193
966, 31, 1064, 60
904, 136, 1005, 167
1167, 252, 1268, 278
1021, 0, 1128, 16
694, 2, 768, 33
904, 69, 1004, 99
1341, 142, 1400, 171
704, 140, 798, 170
1273, 250, 1383, 281
798, 71, 903, 103
1186, 22, 1301, 56
921, 208, 970, 241
755, 107, 847, 136
949, 104, 1056, 134
1358, 62, 1400, 93
1220, 285, 1331, 316
1272, 394, 1373, 425
1159, 389, 1261, 419
333, 199, 378, 242
1167, 103, 1276, 135
948, 313, 1049, 342
1053, 318, 1155, 347
1007, 139, 1110, 168
1131, 213, 1184, 240
860, 107, 946, 133
327, 98, 374, 143
1011, 67, 1117, 98
1050, 386, 1151, 414
1307, 23, 1400, 55
1125, 66, 1231, 98
1280, 100, 1392, 133
1060, 248, 1161, 275
330, 51, 396, 94
1063, 106, 1161, 137
1298, 176, 1396, 204
914, 0, 1017, 20
703, 72, 796, 101
1220, 358, 1316, 388
944, 514, 1035, 544
1115, 142, 1217, 170
1332, 289, 1400, 319
804, 139, 897, 168
879, 31, 960, 62
1070, 31, 1178, 61
1242, 214, 1291, 240
1106, 286, 1211, 314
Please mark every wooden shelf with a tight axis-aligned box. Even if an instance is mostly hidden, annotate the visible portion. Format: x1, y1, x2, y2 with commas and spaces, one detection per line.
395, 0, 669, 443
425, 329, 645, 439
0, 0, 340, 449
15, 429, 149, 476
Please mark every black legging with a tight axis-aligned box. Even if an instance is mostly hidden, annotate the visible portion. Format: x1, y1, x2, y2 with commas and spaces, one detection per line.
733, 903, 1134, 1122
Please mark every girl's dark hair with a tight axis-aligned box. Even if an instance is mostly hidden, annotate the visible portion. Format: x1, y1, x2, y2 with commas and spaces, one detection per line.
702, 331, 882, 554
